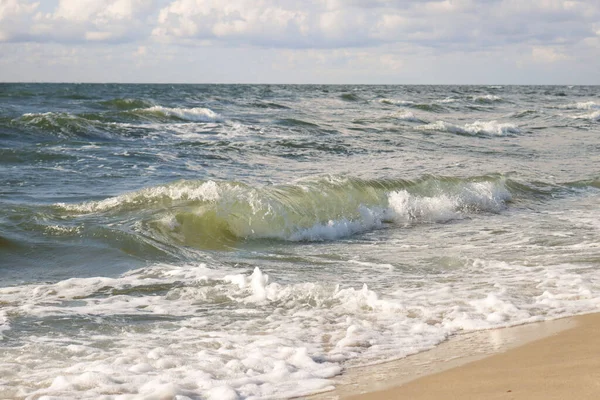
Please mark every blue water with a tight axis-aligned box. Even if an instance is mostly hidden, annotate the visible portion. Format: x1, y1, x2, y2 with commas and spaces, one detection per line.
1, 84, 599, 399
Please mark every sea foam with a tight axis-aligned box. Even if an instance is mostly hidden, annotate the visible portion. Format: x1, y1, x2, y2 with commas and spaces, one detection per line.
417, 120, 521, 136
560, 101, 600, 110
2, 258, 600, 399
140, 106, 222, 122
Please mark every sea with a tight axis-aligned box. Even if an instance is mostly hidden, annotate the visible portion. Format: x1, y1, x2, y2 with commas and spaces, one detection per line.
1, 83, 599, 399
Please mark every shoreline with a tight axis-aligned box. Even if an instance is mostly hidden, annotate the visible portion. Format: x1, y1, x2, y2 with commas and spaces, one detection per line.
310, 313, 600, 399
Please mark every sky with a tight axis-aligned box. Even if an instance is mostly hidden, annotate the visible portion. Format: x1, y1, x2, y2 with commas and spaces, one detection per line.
0, 0, 599, 84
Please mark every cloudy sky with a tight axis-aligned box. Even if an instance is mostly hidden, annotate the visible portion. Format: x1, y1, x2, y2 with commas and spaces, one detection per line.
1, 0, 599, 83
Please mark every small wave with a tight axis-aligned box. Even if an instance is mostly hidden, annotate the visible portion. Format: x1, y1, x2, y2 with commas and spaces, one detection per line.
54, 175, 514, 247
340, 93, 361, 102
417, 120, 521, 136
379, 99, 445, 112
100, 98, 154, 110
132, 106, 222, 122
379, 99, 415, 106
412, 103, 446, 112
560, 101, 600, 111
395, 111, 424, 123
275, 118, 319, 128
0, 310, 9, 339
59, 93, 95, 100
472, 95, 502, 103
436, 97, 457, 104
14, 112, 107, 138
511, 109, 540, 118
249, 101, 290, 109
572, 110, 600, 122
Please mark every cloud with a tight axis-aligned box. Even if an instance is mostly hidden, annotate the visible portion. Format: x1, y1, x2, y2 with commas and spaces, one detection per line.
0, 0, 39, 42
149, 0, 600, 53
0, 0, 155, 44
0, 0, 599, 83
1, 0, 599, 52
530, 46, 570, 63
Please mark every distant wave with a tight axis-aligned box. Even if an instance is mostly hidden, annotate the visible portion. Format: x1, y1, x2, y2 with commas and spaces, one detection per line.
560, 101, 600, 111
131, 106, 222, 122
379, 99, 415, 106
100, 98, 154, 110
417, 120, 521, 136
435, 97, 457, 104
379, 98, 446, 112
54, 175, 514, 247
395, 111, 424, 122
15, 112, 109, 138
12, 105, 222, 139
572, 110, 600, 122
340, 93, 361, 102
471, 95, 502, 103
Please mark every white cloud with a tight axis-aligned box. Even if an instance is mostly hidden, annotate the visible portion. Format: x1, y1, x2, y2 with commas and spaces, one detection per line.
0, 0, 154, 43
0, 0, 599, 83
530, 46, 570, 63
0, 0, 39, 41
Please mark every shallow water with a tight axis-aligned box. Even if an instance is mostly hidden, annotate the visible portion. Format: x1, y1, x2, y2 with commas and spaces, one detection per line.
1, 84, 599, 399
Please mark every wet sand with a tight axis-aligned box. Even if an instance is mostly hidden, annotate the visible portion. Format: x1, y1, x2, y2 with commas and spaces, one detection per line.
312, 313, 600, 400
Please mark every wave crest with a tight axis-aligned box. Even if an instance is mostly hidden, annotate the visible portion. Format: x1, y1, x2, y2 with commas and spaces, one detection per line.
417, 120, 521, 136
55, 175, 513, 247
560, 101, 600, 110
100, 98, 154, 110
472, 95, 502, 103
131, 106, 222, 122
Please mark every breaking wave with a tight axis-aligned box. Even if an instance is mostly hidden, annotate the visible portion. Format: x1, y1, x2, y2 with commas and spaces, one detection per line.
560, 101, 600, 110
130, 106, 222, 122
417, 120, 521, 136
379, 99, 446, 112
572, 111, 600, 122
471, 95, 503, 103
54, 175, 514, 248
14, 112, 110, 138
395, 111, 424, 122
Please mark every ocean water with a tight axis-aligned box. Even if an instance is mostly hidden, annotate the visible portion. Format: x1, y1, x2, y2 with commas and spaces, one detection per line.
1, 83, 599, 399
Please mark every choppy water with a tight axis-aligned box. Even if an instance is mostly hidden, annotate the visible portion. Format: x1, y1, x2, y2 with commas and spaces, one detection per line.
1, 83, 599, 399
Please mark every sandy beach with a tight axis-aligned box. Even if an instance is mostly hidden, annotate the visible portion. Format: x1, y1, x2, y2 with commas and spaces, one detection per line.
318, 313, 600, 399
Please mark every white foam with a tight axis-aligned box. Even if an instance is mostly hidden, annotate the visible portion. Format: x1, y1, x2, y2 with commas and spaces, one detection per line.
142, 106, 222, 122
55, 180, 223, 213
436, 97, 457, 103
572, 110, 600, 122
0, 311, 9, 339
379, 98, 414, 106
395, 111, 423, 122
388, 181, 511, 224
417, 120, 521, 136
561, 101, 600, 110
472, 94, 502, 102
2, 257, 600, 399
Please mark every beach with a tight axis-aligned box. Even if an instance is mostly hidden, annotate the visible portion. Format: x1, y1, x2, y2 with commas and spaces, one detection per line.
317, 313, 600, 399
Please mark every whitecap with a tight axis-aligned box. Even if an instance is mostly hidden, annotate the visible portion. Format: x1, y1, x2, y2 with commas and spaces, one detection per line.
395, 111, 423, 122
560, 101, 600, 110
416, 120, 521, 136
572, 110, 600, 122
142, 106, 222, 122
379, 98, 414, 106
472, 94, 502, 103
